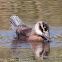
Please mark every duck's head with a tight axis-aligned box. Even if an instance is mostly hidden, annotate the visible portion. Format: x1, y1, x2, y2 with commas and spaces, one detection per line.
34, 21, 50, 42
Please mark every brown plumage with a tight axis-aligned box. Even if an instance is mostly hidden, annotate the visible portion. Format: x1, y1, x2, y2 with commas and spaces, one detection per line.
10, 16, 50, 60
16, 25, 44, 42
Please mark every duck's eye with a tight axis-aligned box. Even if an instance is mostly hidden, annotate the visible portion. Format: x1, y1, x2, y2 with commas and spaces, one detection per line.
44, 28, 47, 31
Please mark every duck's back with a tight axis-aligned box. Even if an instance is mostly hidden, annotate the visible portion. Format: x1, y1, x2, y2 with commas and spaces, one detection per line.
10, 16, 32, 41
16, 25, 32, 40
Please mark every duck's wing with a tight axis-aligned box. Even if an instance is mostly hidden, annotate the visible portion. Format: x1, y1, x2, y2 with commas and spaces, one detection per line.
16, 28, 32, 41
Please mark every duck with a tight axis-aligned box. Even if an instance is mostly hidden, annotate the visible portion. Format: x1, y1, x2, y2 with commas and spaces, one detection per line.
10, 16, 50, 60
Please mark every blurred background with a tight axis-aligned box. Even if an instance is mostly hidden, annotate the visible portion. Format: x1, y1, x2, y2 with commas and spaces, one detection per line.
0, 0, 62, 30
0, 0, 62, 62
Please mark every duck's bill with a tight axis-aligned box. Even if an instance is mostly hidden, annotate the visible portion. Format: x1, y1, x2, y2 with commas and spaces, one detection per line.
42, 33, 50, 42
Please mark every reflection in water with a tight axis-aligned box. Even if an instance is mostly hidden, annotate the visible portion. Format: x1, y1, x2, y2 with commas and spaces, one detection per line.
11, 39, 32, 58
11, 39, 50, 60
11, 40, 22, 57
10, 39, 62, 61
11, 37, 50, 59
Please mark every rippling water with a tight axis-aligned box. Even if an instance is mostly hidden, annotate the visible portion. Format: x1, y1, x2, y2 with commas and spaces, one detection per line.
0, 0, 62, 62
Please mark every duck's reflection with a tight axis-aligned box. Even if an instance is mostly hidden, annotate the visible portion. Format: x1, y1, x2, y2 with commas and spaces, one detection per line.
11, 39, 50, 60
11, 40, 31, 49
11, 39, 32, 58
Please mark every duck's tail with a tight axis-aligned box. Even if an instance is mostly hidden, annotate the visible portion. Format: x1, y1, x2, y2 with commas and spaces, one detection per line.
10, 16, 24, 32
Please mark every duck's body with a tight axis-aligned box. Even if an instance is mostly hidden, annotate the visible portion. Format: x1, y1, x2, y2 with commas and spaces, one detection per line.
10, 16, 50, 60
15, 25, 44, 42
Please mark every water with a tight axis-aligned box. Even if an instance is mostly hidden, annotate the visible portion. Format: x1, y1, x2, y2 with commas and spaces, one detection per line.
0, 0, 62, 62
